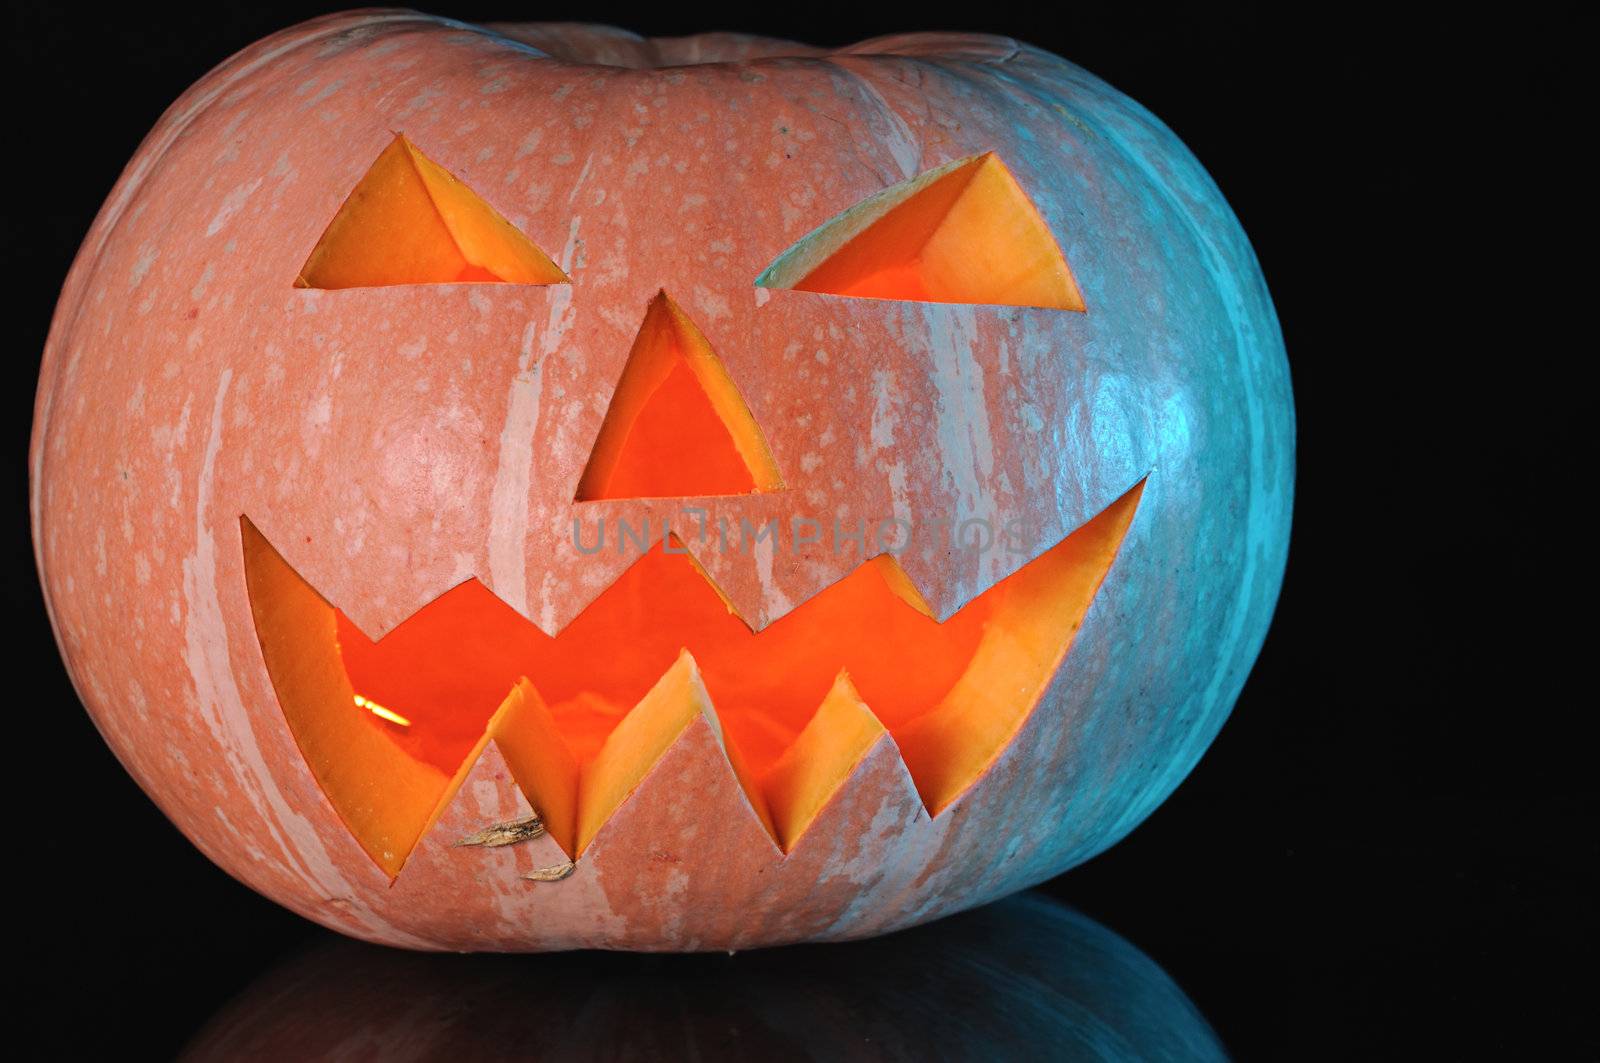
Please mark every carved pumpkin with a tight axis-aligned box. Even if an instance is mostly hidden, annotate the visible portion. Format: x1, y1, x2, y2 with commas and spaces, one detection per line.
31, 13, 1293, 950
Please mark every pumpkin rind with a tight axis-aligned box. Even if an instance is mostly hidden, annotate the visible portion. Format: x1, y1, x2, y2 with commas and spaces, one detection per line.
31, 12, 1293, 949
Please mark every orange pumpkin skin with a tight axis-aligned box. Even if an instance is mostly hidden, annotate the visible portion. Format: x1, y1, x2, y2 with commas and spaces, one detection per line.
31, 13, 1293, 950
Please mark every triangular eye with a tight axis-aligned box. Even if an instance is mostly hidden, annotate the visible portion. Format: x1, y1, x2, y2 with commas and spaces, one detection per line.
576, 292, 783, 501
295, 134, 569, 289
757, 152, 1084, 311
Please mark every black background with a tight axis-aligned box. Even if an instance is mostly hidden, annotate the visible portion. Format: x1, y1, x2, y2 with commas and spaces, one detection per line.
5, 4, 1588, 1058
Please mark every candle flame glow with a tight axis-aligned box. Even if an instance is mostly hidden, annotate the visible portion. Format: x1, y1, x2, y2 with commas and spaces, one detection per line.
353, 694, 411, 727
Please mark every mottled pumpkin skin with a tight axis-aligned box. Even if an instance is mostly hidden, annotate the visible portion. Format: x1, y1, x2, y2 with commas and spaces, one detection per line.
31, 12, 1293, 950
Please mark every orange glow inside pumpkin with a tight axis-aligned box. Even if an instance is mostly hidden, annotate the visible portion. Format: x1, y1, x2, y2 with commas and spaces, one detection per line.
241, 482, 1142, 874
331, 542, 988, 778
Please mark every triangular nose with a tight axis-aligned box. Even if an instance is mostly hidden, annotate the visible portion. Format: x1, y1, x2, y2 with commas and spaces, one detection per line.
576, 292, 783, 501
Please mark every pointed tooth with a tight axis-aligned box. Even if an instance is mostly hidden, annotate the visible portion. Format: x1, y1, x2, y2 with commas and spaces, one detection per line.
893, 480, 1145, 815
669, 534, 749, 623
490, 679, 580, 856
871, 554, 937, 620
718, 716, 778, 844
398, 675, 582, 875
763, 671, 889, 851
402, 679, 550, 873
576, 650, 774, 855
739, 728, 930, 946
872, 540, 971, 626
389, 740, 576, 946
576, 670, 783, 947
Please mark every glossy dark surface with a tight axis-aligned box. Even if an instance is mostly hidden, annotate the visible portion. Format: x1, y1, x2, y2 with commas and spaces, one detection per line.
181, 895, 1224, 1061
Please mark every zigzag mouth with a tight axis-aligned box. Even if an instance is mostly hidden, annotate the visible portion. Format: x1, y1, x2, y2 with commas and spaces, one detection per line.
241, 481, 1143, 877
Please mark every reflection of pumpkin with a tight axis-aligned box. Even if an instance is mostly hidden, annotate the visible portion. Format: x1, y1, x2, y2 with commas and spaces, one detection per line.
183, 893, 1226, 1060
31, 14, 1292, 950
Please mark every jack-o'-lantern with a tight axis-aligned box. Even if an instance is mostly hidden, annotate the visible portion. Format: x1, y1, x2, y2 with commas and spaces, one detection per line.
31, 12, 1293, 950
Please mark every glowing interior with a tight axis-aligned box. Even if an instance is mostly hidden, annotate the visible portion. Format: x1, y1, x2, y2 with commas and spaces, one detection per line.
241, 481, 1141, 875
295, 134, 569, 289
759, 153, 1085, 311
576, 292, 783, 500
